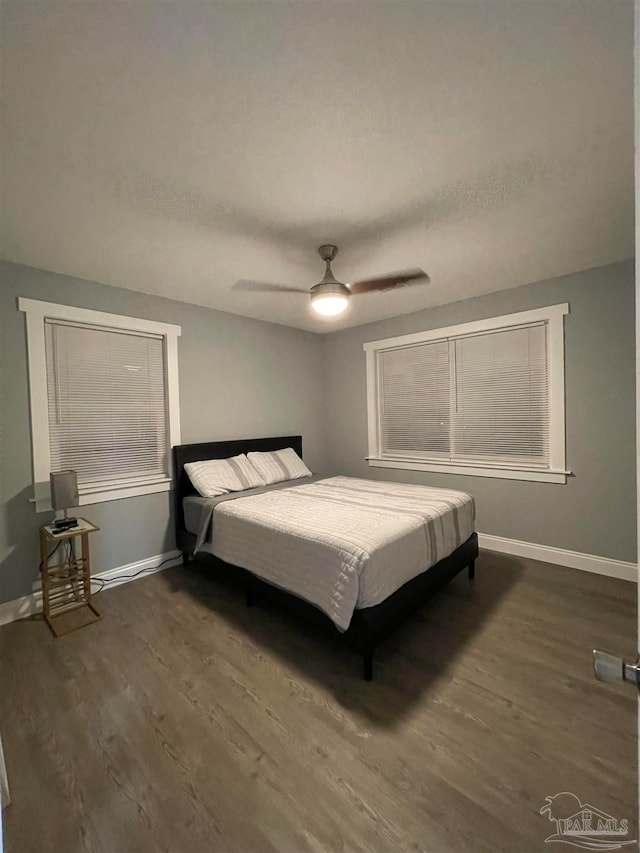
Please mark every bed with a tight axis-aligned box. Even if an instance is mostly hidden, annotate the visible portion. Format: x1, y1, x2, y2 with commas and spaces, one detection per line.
174, 435, 478, 680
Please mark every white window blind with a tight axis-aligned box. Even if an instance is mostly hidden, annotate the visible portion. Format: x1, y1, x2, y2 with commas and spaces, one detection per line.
379, 340, 450, 457
45, 320, 169, 486
452, 324, 548, 465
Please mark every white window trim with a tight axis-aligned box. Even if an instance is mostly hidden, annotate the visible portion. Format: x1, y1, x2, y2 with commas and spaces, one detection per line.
364, 304, 570, 484
19, 298, 181, 511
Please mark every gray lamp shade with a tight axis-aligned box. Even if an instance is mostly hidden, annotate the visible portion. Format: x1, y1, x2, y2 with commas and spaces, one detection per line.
49, 470, 79, 511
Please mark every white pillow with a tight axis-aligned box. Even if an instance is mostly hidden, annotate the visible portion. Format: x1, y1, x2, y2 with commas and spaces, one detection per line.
185, 454, 266, 497
246, 447, 312, 485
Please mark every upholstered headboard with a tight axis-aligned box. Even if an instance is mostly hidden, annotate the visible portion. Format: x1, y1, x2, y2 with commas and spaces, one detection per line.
173, 435, 303, 537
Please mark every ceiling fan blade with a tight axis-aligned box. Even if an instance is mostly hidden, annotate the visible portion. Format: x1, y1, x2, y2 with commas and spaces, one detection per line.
349, 269, 430, 295
233, 279, 308, 294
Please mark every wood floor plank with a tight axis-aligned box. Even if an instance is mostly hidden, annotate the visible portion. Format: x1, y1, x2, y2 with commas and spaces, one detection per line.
0, 549, 636, 852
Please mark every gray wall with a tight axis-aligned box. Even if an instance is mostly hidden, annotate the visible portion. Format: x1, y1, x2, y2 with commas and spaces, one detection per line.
0, 261, 327, 604
1, 258, 635, 606
322, 261, 636, 562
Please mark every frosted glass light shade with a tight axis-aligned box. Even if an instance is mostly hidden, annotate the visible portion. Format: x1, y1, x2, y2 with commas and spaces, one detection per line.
311, 293, 349, 316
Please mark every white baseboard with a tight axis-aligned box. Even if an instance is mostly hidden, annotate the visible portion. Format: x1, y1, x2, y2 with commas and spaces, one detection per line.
0, 549, 182, 628
1, 536, 635, 628
478, 533, 637, 583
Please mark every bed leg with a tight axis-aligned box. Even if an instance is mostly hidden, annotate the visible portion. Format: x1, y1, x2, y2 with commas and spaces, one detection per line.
245, 580, 254, 608
182, 552, 190, 566
363, 648, 373, 682
468, 560, 475, 580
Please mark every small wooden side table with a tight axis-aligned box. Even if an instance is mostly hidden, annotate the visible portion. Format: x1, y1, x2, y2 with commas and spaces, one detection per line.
39, 518, 101, 637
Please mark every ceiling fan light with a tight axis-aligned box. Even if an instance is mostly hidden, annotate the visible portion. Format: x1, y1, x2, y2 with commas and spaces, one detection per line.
310, 280, 350, 317
311, 293, 349, 316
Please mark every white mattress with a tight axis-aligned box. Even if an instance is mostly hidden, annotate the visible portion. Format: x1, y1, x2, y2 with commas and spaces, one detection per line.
199, 476, 475, 631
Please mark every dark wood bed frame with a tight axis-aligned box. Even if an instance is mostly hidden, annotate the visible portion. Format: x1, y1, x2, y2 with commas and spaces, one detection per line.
173, 435, 478, 681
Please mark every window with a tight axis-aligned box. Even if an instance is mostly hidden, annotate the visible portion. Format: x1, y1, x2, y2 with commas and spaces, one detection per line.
364, 304, 568, 483
20, 299, 181, 510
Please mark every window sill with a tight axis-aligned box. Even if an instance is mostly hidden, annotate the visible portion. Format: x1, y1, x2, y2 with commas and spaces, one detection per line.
367, 457, 568, 484
31, 477, 172, 512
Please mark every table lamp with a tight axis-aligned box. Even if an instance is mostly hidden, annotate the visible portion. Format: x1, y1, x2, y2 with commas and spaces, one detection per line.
50, 470, 79, 531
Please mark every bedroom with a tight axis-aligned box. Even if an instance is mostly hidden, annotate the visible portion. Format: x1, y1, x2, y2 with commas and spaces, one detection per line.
0, 1, 637, 851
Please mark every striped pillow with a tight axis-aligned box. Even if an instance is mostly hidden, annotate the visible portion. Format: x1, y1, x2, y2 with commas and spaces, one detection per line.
246, 447, 312, 485
184, 454, 266, 497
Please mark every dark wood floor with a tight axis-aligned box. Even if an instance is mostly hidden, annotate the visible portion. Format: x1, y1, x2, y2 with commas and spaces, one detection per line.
0, 550, 636, 853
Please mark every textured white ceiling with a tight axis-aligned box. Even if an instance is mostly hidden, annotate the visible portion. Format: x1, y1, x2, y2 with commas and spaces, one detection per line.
1, 1, 634, 333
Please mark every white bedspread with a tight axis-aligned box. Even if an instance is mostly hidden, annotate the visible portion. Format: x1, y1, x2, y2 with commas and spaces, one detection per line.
201, 476, 474, 631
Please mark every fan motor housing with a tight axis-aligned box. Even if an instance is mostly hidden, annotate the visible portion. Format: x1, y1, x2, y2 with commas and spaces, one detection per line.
310, 281, 350, 298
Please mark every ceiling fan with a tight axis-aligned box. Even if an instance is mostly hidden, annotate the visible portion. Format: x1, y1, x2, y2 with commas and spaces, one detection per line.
234, 245, 430, 317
